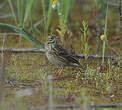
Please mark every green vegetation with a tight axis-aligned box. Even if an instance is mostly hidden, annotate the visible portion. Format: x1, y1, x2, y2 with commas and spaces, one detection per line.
0, 0, 122, 110
58, 0, 73, 42
101, 3, 108, 64
80, 20, 89, 59
41, 0, 53, 38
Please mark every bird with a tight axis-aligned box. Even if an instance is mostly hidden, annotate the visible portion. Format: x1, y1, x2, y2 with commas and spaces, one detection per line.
45, 34, 82, 75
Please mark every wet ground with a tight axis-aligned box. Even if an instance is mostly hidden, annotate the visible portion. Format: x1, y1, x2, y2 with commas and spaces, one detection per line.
0, 0, 122, 110
0, 52, 121, 110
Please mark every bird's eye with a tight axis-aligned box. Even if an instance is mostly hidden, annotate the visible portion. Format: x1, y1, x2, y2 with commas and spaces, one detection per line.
51, 36, 55, 39
50, 38, 53, 40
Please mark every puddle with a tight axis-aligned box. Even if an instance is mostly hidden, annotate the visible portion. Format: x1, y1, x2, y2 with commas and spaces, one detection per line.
16, 88, 33, 97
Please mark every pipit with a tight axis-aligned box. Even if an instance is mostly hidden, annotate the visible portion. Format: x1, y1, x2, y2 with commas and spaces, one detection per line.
45, 34, 82, 75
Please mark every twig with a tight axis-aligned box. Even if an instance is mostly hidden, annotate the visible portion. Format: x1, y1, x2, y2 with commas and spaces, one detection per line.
0, 48, 121, 60
30, 103, 122, 110
106, 1, 120, 7
0, 48, 46, 53
0, 14, 12, 18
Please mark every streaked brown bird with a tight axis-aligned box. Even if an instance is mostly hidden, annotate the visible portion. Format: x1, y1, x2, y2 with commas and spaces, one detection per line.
45, 35, 82, 75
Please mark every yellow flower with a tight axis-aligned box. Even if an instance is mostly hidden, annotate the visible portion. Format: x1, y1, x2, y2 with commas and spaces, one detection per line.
52, 0, 59, 8
100, 34, 106, 41
52, 0, 59, 5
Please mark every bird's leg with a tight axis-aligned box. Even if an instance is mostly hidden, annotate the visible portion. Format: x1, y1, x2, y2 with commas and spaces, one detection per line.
54, 67, 63, 77
58, 67, 63, 77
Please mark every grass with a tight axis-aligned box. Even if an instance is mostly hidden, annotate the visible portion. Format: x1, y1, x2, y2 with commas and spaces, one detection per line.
7, 0, 72, 41
8, 0, 34, 26
0, 97, 27, 110
48, 75, 53, 109
41, 0, 53, 39
0, 0, 122, 109
101, 3, 109, 64
7, 0, 35, 46
58, 0, 73, 42
37, 67, 49, 94
0, 52, 122, 109
1, 33, 5, 64
80, 20, 89, 59
41, 0, 73, 41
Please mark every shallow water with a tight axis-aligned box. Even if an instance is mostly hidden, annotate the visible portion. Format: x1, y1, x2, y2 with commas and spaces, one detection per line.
0, 0, 122, 110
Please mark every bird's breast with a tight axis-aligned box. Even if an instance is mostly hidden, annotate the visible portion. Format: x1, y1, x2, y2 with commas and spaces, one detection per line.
46, 51, 66, 66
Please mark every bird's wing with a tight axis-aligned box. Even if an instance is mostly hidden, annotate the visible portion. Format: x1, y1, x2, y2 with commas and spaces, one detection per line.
66, 55, 81, 66
55, 43, 81, 66
55, 43, 69, 55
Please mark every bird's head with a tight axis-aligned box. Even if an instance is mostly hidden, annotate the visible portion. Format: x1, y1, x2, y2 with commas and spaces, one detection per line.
47, 34, 58, 44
